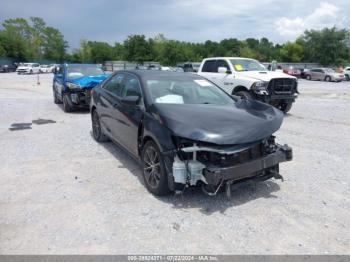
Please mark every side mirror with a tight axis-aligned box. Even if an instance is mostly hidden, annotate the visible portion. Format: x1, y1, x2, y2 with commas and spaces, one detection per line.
121, 96, 140, 106
218, 67, 231, 74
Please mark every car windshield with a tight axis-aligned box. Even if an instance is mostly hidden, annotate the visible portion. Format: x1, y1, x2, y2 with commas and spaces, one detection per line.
23, 63, 32, 67
67, 66, 104, 79
146, 78, 235, 105
230, 59, 267, 72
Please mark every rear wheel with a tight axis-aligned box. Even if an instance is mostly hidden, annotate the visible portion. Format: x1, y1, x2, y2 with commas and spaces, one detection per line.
92, 110, 109, 142
62, 94, 73, 112
29, 70, 33, 75
142, 141, 169, 196
235, 90, 252, 100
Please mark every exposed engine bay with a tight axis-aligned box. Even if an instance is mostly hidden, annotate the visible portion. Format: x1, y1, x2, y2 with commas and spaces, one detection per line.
171, 136, 292, 196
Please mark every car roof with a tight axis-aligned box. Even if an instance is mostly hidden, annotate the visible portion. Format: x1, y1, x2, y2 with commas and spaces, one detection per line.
64, 63, 100, 67
116, 69, 202, 79
204, 57, 256, 60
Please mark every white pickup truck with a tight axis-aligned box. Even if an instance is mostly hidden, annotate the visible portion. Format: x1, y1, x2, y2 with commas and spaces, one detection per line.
197, 57, 298, 113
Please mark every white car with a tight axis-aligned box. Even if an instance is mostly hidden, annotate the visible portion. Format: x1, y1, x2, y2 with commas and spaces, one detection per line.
40, 65, 50, 73
16, 63, 41, 74
343, 66, 350, 81
197, 57, 298, 113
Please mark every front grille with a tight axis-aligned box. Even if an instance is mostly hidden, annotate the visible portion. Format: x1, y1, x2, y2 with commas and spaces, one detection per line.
268, 78, 296, 95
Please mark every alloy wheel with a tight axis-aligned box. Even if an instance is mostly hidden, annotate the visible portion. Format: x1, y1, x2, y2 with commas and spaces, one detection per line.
92, 111, 101, 140
143, 146, 161, 188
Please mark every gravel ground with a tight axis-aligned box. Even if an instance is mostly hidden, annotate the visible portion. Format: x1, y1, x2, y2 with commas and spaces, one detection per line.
0, 73, 349, 254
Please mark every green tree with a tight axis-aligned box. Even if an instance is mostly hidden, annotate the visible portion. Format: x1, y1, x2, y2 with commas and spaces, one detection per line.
279, 42, 304, 62
42, 26, 68, 62
123, 35, 153, 64
301, 27, 349, 66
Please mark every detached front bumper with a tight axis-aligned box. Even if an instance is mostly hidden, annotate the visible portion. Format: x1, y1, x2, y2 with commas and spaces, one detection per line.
203, 144, 292, 185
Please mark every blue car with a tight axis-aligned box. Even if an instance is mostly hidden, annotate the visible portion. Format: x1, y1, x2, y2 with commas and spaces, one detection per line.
53, 64, 109, 112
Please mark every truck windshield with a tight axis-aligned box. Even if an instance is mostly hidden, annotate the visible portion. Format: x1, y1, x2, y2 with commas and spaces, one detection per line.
230, 59, 267, 72
67, 66, 104, 79
146, 78, 235, 106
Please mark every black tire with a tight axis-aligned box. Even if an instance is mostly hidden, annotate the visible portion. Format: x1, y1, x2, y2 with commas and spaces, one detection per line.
62, 94, 73, 112
30, 70, 33, 75
306, 75, 311, 80
235, 90, 252, 100
345, 75, 350, 81
279, 101, 293, 113
142, 140, 170, 196
325, 76, 331, 82
91, 110, 109, 142
53, 88, 61, 104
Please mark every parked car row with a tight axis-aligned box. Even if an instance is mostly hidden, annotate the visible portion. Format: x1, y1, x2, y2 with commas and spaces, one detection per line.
52, 60, 293, 197
16, 63, 58, 74
305, 68, 346, 82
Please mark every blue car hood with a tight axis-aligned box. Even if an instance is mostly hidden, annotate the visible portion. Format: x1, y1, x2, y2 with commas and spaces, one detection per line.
67, 74, 108, 89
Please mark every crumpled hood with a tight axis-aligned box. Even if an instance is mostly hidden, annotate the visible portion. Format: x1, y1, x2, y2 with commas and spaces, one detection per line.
154, 100, 284, 145
238, 71, 296, 81
67, 74, 108, 89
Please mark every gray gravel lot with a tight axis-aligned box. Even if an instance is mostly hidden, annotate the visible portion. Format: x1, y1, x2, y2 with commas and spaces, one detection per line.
0, 73, 349, 254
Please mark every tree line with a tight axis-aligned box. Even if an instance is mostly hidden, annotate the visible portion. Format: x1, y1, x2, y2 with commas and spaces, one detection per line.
1, 17, 350, 66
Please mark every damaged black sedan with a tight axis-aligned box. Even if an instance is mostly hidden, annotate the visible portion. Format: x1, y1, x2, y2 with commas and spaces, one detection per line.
90, 70, 292, 196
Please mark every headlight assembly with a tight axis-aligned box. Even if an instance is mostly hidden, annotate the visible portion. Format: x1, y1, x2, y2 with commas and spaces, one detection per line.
66, 82, 82, 90
252, 81, 269, 94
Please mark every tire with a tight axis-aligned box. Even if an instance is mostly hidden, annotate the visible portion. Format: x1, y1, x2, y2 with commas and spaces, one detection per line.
306, 75, 311, 80
91, 110, 109, 142
142, 140, 170, 196
345, 75, 350, 81
279, 101, 293, 113
235, 90, 252, 100
53, 88, 61, 104
30, 70, 33, 75
325, 76, 331, 82
62, 94, 73, 112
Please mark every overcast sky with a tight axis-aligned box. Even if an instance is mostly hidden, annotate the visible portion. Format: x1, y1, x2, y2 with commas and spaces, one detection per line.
0, 0, 349, 49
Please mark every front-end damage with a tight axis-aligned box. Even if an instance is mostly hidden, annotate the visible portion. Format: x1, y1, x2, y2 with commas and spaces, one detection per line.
169, 136, 292, 196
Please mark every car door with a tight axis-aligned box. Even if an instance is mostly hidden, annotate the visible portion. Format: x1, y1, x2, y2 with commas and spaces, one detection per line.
310, 69, 318, 80
215, 59, 234, 92
200, 60, 217, 82
109, 73, 143, 156
98, 73, 125, 139
53, 65, 65, 98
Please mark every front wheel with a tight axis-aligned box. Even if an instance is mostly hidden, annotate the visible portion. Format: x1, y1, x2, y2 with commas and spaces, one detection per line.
345, 75, 350, 81
279, 101, 293, 113
92, 110, 109, 142
142, 141, 170, 196
325, 76, 331, 82
306, 75, 311, 80
62, 94, 73, 112
235, 90, 252, 100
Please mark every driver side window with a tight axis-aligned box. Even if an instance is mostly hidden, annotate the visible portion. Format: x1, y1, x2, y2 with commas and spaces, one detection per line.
103, 73, 125, 96
121, 75, 142, 98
